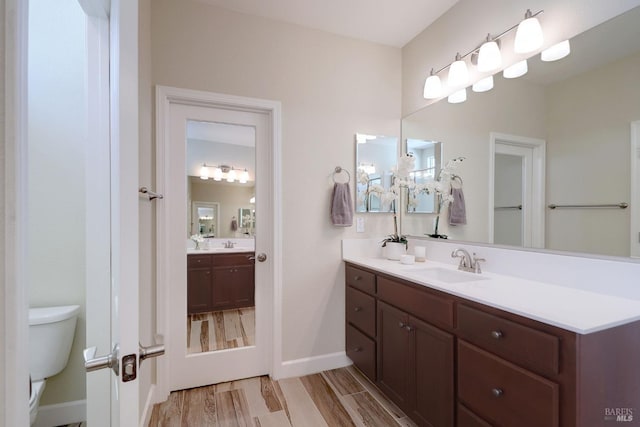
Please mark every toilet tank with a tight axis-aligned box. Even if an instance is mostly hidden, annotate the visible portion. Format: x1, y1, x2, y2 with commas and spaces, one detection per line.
28, 305, 80, 381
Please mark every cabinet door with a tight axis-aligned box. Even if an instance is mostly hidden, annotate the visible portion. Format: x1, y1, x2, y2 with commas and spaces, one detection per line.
232, 265, 255, 308
211, 267, 236, 309
410, 315, 455, 427
187, 267, 212, 314
377, 301, 411, 410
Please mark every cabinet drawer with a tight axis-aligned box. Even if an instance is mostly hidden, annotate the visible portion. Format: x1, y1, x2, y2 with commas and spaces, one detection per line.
457, 304, 559, 376
458, 341, 559, 427
458, 404, 493, 427
188, 254, 211, 268
345, 265, 376, 295
346, 287, 376, 337
212, 253, 255, 266
378, 276, 454, 329
346, 324, 376, 381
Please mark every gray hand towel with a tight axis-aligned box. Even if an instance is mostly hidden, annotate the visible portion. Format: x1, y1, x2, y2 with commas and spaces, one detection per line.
331, 182, 353, 227
448, 187, 467, 225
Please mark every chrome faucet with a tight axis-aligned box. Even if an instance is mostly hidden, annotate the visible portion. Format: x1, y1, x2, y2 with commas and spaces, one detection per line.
223, 240, 236, 249
451, 249, 485, 273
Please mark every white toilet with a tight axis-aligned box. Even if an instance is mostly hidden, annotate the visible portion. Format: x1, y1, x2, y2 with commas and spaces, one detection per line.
28, 305, 80, 425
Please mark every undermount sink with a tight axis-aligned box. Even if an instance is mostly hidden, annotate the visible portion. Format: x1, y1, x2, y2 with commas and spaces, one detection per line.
407, 267, 489, 284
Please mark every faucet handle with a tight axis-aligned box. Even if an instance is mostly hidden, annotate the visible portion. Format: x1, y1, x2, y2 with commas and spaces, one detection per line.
472, 253, 486, 274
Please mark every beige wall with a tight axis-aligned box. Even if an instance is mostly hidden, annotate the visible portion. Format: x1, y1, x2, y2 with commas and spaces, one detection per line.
148, 0, 401, 364
27, 0, 87, 406
545, 51, 640, 256
402, 0, 640, 116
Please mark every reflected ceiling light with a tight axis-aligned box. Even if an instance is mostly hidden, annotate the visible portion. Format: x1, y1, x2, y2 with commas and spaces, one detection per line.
472, 76, 494, 93
477, 34, 502, 72
212, 167, 223, 181
514, 9, 544, 54
503, 60, 528, 79
226, 168, 237, 183
541, 39, 571, 61
239, 169, 249, 184
423, 69, 443, 99
448, 88, 467, 104
356, 133, 376, 144
250, 196, 255, 204
199, 165, 209, 180
448, 53, 469, 88
359, 163, 376, 174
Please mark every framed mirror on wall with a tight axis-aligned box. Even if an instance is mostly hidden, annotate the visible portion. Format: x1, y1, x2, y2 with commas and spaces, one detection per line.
355, 133, 399, 213
405, 138, 443, 214
401, 6, 640, 259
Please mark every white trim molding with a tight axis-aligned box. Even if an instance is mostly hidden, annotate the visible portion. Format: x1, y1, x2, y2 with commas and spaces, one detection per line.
277, 352, 353, 380
33, 400, 86, 427
155, 85, 282, 400
631, 121, 640, 258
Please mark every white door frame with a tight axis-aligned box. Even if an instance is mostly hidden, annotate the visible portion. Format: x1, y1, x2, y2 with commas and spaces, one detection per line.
154, 86, 282, 401
631, 121, 640, 258
489, 132, 546, 248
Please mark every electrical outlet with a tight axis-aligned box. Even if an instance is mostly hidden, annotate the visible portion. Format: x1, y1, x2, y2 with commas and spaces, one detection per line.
356, 217, 365, 233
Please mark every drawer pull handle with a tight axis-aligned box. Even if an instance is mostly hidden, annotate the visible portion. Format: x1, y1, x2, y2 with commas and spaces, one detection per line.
399, 322, 406, 329
353, 347, 362, 352
491, 388, 504, 397
354, 275, 362, 281
491, 330, 503, 339
354, 307, 362, 312
405, 325, 414, 332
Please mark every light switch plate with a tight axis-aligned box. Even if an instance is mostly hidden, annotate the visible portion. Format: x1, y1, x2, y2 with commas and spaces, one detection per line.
356, 217, 365, 233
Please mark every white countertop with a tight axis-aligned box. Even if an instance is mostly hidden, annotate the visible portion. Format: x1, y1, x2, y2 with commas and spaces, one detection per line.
188, 247, 254, 254
344, 255, 640, 334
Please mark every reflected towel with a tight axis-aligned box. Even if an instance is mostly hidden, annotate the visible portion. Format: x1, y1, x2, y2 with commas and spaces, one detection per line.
331, 182, 353, 227
230, 219, 238, 231
448, 187, 467, 225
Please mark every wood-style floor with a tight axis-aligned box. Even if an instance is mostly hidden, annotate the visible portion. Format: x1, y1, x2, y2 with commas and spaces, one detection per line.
187, 307, 255, 354
148, 365, 417, 427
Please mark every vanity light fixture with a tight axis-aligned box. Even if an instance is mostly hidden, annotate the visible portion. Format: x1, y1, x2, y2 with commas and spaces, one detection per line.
356, 133, 377, 144
212, 166, 223, 181
448, 88, 467, 104
541, 39, 571, 61
472, 76, 494, 92
503, 59, 528, 79
239, 169, 249, 184
514, 9, 544, 54
199, 165, 209, 180
199, 164, 249, 183
448, 53, 469, 88
359, 163, 376, 174
423, 69, 443, 99
249, 196, 255, 204
477, 34, 502, 72
226, 168, 237, 183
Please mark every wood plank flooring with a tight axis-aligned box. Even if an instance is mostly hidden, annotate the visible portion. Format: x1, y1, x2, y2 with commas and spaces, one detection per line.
188, 307, 255, 354
148, 366, 417, 427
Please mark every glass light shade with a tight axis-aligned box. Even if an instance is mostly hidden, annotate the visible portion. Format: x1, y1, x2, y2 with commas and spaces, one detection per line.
514, 14, 544, 53
199, 165, 209, 180
250, 196, 255, 204
503, 60, 528, 79
423, 74, 443, 99
226, 169, 236, 183
239, 169, 249, 184
213, 167, 223, 181
541, 40, 570, 61
472, 76, 494, 93
448, 58, 469, 88
477, 41, 502, 72
448, 88, 467, 104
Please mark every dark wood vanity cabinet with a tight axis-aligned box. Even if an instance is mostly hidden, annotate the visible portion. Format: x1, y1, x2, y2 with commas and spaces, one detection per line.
187, 252, 255, 314
344, 262, 640, 427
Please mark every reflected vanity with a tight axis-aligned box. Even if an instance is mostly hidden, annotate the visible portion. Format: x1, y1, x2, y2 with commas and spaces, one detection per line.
401, 6, 640, 259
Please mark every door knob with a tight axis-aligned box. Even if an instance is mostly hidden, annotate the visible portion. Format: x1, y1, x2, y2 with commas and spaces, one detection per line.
257, 253, 267, 262
139, 342, 165, 365
84, 343, 119, 376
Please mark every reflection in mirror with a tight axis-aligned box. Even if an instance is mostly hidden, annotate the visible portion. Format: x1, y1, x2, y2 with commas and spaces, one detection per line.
186, 120, 256, 354
355, 133, 399, 212
405, 139, 442, 214
401, 6, 640, 258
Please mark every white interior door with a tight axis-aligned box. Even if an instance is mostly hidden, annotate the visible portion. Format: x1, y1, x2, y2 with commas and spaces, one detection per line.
631, 121, 640, 258
156, 88, 279, 393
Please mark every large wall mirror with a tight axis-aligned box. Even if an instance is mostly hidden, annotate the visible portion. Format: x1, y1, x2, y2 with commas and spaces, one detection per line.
355, 133, 399, 212
405, 138, 443, 214
401, 6, 640, 259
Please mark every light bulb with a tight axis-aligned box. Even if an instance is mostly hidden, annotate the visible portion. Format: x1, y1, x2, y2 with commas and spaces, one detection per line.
448, 54, 469, 88
213, 167, 223, 181
503, 60, 528, 79
514, 9, 544, 54
448, 88, 467, 104
239, 169, 249, 184
477, 36, 502, 72
423, 69, 443, 99
472, 76, 494, 93
199, 165, 209, 180
226, 168, 236, 183
541, 40, 570, 61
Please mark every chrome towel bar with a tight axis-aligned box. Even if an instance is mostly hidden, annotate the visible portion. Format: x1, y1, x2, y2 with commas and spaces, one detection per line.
548, 202, 628, 210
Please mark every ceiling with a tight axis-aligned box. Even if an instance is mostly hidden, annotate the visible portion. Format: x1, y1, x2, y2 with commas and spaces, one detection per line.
195, 0, 459, 47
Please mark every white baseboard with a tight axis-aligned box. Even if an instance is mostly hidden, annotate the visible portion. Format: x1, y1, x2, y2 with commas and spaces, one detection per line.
274, 351, 352, 380
33, 399, 86, 427
140, 383, 157, 427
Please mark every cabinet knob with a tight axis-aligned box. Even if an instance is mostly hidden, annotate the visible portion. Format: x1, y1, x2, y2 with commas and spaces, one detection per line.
491, 330, 503, 339
353, 347, 362, 352
354, 307, 362, 312
491, 388, 504, 397
354, 275, 362, 281
405, 325, 414, 332
399, 321, 406, 329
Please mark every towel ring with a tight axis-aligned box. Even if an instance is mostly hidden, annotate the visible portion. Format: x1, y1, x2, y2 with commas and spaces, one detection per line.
333, 166, 351, 183
451, 174, 463, 187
